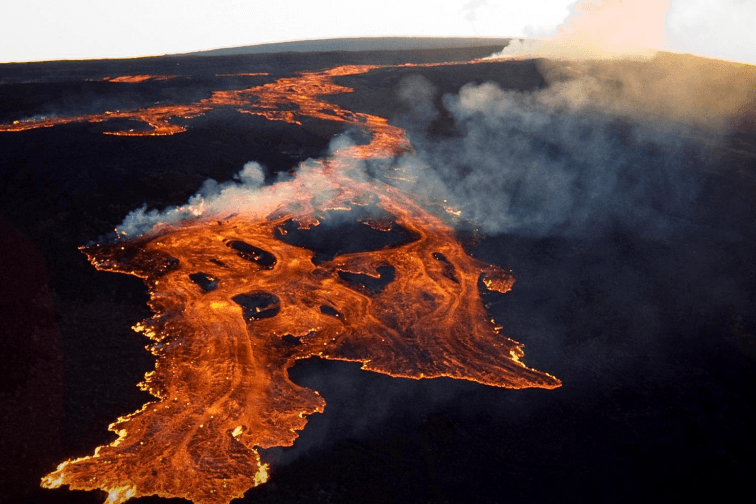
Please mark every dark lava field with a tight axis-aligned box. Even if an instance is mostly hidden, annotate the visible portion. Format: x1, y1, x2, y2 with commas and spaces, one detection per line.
1, 41, 756, 503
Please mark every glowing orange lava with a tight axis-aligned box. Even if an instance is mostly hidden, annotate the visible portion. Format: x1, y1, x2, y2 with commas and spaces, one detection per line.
31, 60, 559, 504
0, 65, 410, 143
102, 75, 178, 83
215, 72, 270, 77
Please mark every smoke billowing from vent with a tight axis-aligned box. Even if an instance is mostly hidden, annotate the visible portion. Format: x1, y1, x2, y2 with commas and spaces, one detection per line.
383, 33, 753, 241
484, 0, 755, 136
488, 0, 669, 60
113, 151, 371, 240
115, 162, 268, 238
484, 1, 755, 133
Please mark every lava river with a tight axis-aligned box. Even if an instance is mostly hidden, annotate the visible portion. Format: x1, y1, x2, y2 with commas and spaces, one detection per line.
21, 62, 562, 504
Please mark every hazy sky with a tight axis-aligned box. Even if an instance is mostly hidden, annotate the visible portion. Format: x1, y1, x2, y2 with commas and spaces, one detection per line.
1, 0, 754, 64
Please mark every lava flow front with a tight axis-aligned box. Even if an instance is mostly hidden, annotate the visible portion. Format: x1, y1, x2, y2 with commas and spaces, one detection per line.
36, 61, 560, 504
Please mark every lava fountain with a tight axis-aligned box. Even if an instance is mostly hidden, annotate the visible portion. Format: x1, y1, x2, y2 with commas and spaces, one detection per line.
27, 62, 561, 504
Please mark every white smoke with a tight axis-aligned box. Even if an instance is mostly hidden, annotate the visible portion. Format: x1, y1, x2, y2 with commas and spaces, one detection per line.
488, 0, 669, 61
114, 161, 266, 238
382, 71, 709, 239
112, 137, 377, 240
488, 0, 756, 66
482, 0, 755, 138
485, 38, 544, 59
112, 68, 725, 244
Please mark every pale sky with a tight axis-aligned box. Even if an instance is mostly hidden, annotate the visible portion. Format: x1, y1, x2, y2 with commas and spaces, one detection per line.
1, 0, 754, 64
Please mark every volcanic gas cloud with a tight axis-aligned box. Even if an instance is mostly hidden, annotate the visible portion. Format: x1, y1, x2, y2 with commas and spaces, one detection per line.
28, 63, 560, 504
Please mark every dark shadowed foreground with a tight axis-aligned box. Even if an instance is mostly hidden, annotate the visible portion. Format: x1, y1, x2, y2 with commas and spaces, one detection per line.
1, 44, 755, 503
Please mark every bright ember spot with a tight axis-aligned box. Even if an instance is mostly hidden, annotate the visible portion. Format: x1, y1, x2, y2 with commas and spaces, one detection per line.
34, 60, 560, 504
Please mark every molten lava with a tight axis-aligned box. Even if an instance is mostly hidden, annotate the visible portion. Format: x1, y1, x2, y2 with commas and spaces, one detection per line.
0, 65, 410, 143
27, 60, 560, 504
102, 75, 178, 83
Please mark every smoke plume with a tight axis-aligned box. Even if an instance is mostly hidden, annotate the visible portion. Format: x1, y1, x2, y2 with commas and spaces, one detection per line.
489, 0, 669, 60
484, 0, 755, 138
381, 73, 706, 239
114, 56, 752, 243
115, 162, 268, 238
112, 142, 374, 240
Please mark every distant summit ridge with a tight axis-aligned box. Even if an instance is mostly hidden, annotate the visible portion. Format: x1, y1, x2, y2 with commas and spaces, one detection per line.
185, 37, 512, 56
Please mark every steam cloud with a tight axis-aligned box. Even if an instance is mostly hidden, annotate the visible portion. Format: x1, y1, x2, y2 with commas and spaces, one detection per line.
384, 73, 707, 239
488, 0, 756, 65
488, 0, 669, 60
113, 151, 372, 239
116, 161, 268, 237
442, 0, 754, 238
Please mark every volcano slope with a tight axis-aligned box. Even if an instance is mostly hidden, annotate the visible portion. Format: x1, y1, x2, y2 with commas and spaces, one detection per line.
1, 43, 755, 503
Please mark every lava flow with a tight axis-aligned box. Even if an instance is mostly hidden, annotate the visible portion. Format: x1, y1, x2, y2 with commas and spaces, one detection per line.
36, 61, 560, 504
0, 64, 407, 144
101, 75, 178, 83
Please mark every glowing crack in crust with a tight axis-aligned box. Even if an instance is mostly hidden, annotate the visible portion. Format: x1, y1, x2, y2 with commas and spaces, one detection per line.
29, 61, 561, 504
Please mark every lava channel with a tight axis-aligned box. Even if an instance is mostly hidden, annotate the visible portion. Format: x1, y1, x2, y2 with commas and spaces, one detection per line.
38, 60, 560, 504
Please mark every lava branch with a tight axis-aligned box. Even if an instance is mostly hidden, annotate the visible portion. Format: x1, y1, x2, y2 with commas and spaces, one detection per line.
0, 64, 410, 149
0, 60, 490, 142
